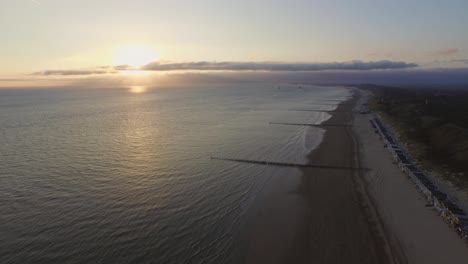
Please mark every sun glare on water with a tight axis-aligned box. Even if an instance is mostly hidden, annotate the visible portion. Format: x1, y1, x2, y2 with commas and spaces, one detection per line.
130, 86, 146, 93
115, 45, 158, 67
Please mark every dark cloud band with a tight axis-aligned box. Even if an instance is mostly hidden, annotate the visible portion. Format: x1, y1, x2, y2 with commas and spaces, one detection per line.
33, 70, 115, 76
32, 60, 418, 76
142, 60, 418, 71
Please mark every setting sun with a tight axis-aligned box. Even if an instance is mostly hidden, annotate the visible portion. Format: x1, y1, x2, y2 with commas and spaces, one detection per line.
115, 45, 158, 67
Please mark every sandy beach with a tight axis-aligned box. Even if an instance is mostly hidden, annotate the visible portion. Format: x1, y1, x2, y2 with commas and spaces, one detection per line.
245, 91, 395, 263
284, 92, 398, 264
245, 88, 468, 264
354, 89, 468, 263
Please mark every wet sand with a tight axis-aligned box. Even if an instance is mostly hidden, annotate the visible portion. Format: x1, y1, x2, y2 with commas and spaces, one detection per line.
284, 91, 400, 263
245, 90, 403, 263
244, 88, 468, 264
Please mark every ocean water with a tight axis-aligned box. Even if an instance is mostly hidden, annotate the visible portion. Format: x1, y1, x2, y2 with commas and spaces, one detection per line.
0, 84, 350, 263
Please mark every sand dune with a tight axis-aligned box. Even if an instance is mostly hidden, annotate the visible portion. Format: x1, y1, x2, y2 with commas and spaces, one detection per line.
354, 89, 468, 263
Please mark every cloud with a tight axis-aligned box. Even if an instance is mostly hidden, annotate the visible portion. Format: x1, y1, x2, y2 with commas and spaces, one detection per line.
29, 60, 418, 77
113, 65, 134, 71
434, 48, 459, 56
7, 66, 468, 88
68, 67, 468, 87
161, 67, 468, 87
33, 69, 117, 76
142, 60, 418, 72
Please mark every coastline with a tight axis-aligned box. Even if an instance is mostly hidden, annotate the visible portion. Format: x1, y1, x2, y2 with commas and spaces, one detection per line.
244, 89, 399, 263
354, 89, 468, 263
244, 87, 468, 264
284, 90, 398, 263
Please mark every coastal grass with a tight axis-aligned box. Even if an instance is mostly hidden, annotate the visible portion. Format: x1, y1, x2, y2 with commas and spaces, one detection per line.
362, 84, 468, 191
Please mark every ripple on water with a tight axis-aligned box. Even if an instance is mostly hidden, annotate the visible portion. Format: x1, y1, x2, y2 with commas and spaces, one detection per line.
0, 85, 351, 263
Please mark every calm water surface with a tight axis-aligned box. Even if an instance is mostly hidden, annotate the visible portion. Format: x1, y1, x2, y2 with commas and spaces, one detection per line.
0, 85, 349, 263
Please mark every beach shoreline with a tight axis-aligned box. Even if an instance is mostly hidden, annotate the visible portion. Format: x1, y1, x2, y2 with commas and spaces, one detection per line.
285, 89, 400, 263
244, 87, 468, 264
354, 89, 468, 263
244, 89, 400, 263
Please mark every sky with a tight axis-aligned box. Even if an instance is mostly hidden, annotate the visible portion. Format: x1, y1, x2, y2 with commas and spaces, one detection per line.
1, 0, 468, 87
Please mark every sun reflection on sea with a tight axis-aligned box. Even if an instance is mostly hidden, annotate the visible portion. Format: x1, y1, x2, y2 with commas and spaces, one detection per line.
129, 86, 146, 93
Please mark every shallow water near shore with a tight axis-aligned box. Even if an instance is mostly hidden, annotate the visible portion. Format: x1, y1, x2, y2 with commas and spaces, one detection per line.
0, 84, 350, 263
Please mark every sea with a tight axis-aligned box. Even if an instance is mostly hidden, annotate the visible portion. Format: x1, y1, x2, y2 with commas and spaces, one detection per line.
0, 84, 350, 263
